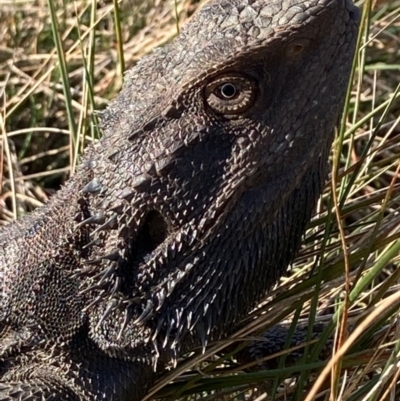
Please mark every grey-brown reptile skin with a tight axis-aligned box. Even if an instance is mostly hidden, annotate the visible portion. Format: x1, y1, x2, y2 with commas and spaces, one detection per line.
0, 0, 359, 399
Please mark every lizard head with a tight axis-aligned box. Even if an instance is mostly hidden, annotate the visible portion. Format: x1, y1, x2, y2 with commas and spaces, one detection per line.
76, 0, 360, 360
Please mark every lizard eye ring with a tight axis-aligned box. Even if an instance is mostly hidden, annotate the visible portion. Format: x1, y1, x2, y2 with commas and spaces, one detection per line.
205, 74, 257, 115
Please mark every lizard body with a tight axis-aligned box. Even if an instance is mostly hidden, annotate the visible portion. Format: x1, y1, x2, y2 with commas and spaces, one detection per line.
0, 0, 359, 399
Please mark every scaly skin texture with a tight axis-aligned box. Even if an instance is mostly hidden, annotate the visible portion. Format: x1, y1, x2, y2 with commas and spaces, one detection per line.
0, 0, 359, 399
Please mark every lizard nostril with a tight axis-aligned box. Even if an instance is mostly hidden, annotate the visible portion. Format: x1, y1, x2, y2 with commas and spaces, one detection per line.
349, 10, 357, 21
346, 0, 360, 22
288, 43, 305, 55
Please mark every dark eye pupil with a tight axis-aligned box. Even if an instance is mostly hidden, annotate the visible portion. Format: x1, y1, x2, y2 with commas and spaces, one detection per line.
220, 83, 237, 98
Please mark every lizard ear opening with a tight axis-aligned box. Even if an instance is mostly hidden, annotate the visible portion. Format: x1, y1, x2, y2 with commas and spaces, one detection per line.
135, 210, 169, 257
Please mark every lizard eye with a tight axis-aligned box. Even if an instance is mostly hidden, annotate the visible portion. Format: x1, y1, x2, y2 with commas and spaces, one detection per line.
205, 74, 257, 115
219, 83, 237, 99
